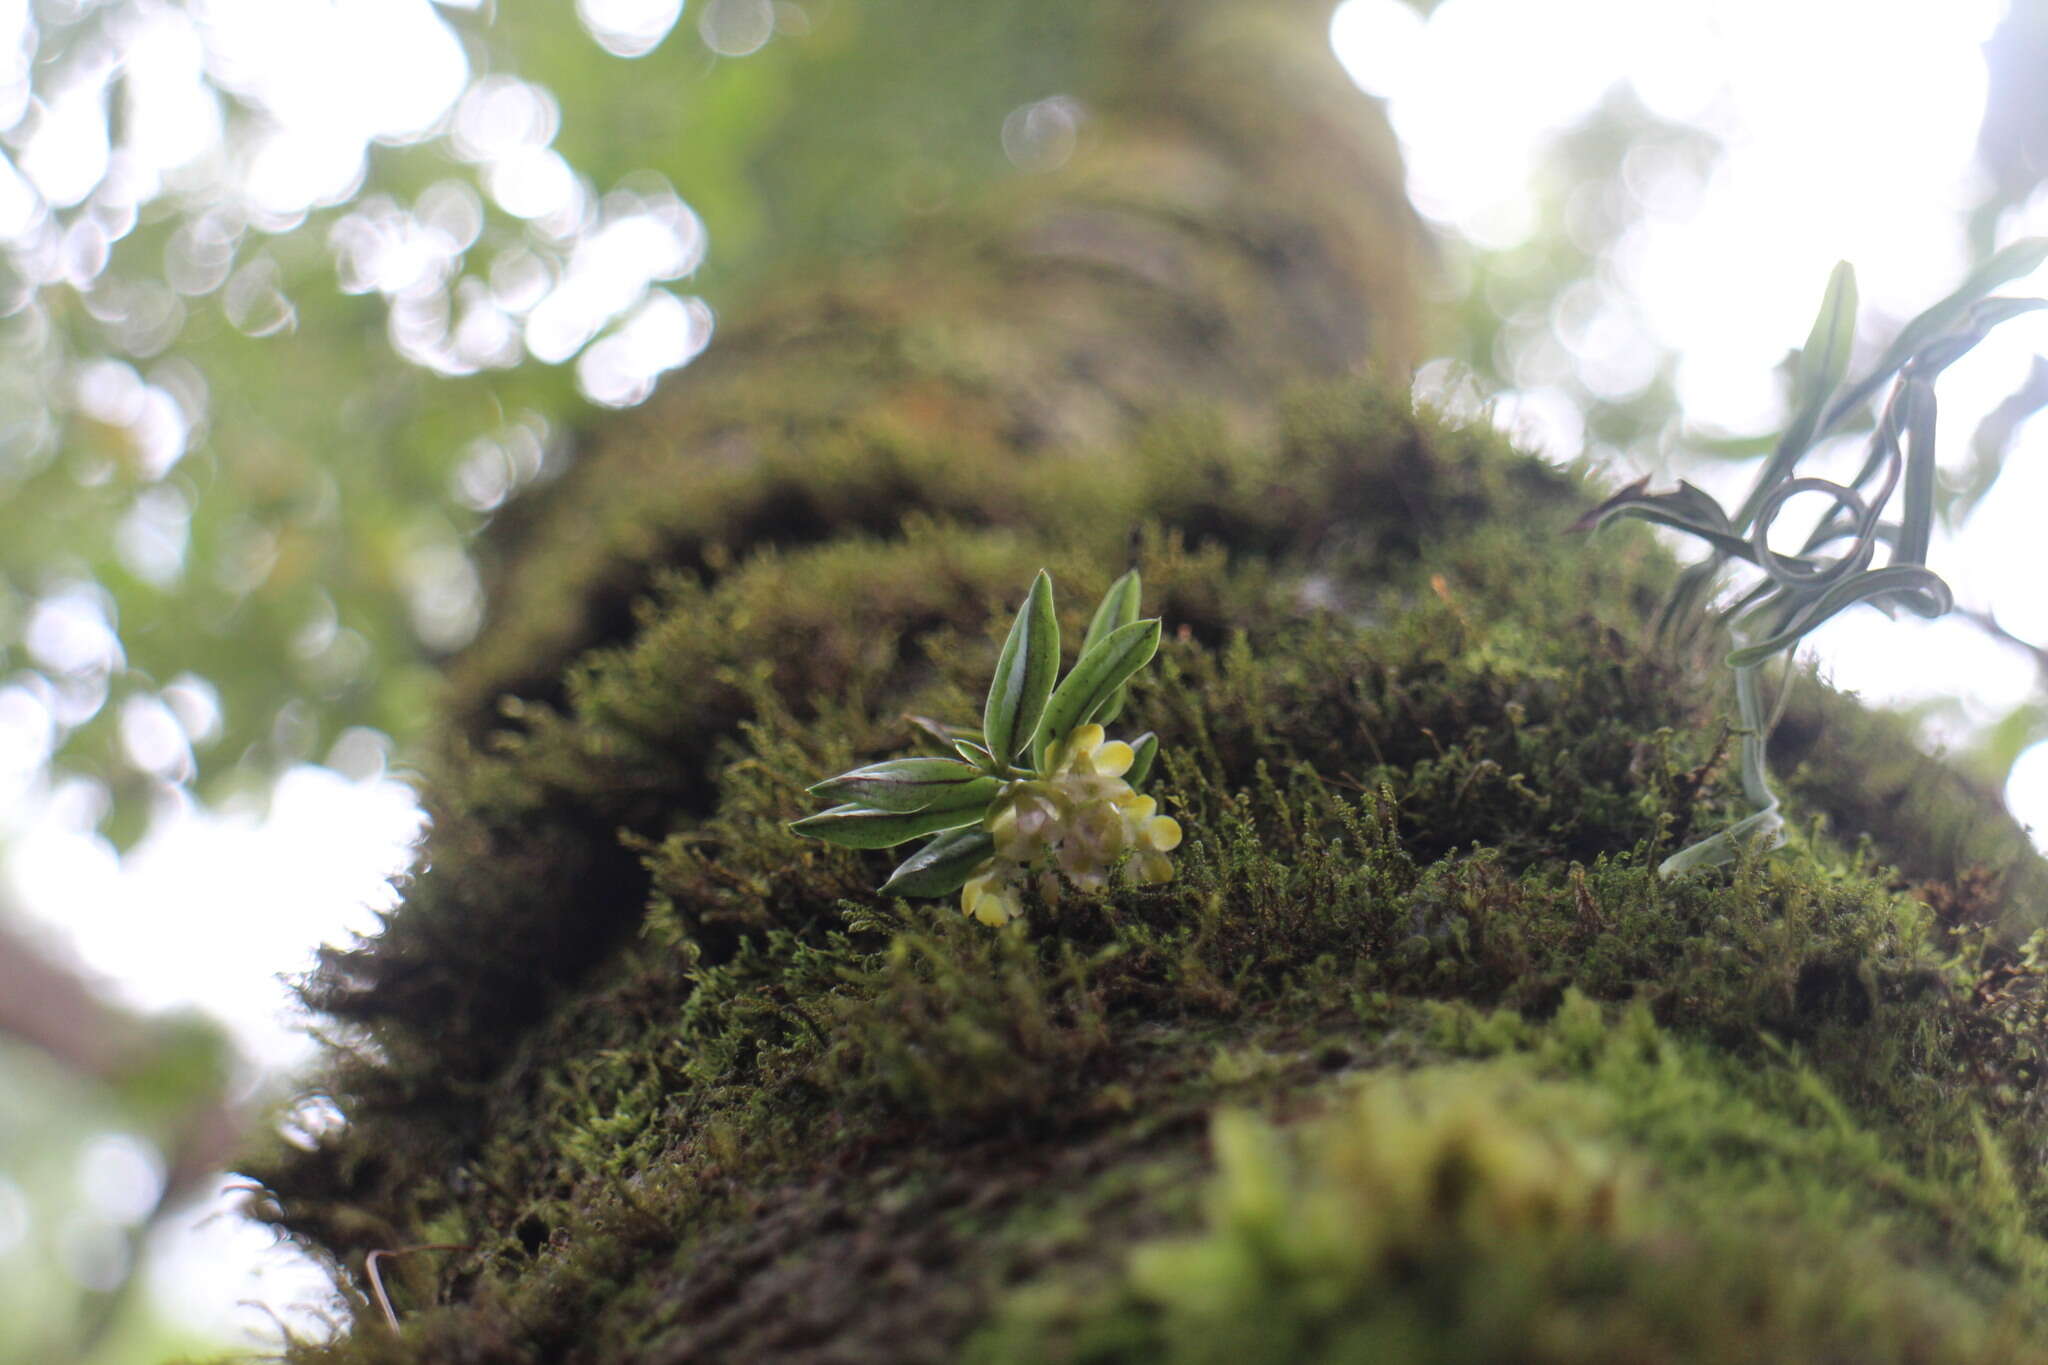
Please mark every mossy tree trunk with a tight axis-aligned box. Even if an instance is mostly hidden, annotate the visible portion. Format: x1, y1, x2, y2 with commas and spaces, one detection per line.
249, 3, 2048, 1363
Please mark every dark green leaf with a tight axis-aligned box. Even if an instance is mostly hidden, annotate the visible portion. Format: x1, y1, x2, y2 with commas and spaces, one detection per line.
808, 757, 1003, 813
1575, 477, 1763, 563
1034, 617, 1162, 769
881, 827, 997, 898
789, 803, 984, 850
1126, 731, 1158, 790
1082, 569, 1143, 725
984, 570, 1060, 766
1893, 378, 1937, 567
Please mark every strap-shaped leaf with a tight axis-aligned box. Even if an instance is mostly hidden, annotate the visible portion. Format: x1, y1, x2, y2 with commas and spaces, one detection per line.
983, 570, 1060, 767
1033, 617, 1162, 769
1733, 262, 1859, 533
1656, 559, 1723, 642
1725, 565, 1953, 668
1825, 237, 2048, 428
1905, 296, 2048, 380
1794, 261, 1859, 408
1893, 378, 1938, 568
808, 758, 1002, 813
882, 827, 997, 898
1081, 570, 1142, 725
789, 802, 984, 850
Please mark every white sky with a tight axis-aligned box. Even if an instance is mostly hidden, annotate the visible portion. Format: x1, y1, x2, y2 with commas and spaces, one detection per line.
6, 0, 2048, 1350
1335, 0, 2048, 833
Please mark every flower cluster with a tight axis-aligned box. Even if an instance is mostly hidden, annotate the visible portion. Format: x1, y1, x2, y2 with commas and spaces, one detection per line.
791, 569, 1179, 924
962, 723, 1183, 926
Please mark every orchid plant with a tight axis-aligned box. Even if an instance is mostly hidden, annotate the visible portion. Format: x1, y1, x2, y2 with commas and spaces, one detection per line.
792, 570, 1182, 924
1579, 238, 2048, 875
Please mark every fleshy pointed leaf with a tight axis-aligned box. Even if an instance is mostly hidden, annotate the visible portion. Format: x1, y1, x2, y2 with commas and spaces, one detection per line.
1786, 261, 1858, 442
983, 570, 1060, 766
1082, 569, 1143, 725
1126, 731, 1159, 790
808, 757, 1002, 813
954, 738, 999, 770
789, 803, 985, 850
1034, 617, 1162, 769
881, 827, 998, 898
1730, 264, 1860, 533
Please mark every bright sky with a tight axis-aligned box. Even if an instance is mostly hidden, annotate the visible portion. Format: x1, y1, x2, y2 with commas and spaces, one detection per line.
5, 0, 2048, 1351
1335, 0, 2048, 832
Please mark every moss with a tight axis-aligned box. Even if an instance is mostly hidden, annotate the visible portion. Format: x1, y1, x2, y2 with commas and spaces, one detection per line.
973, 1019, 2048, 1364
241, 374, 2048, 1363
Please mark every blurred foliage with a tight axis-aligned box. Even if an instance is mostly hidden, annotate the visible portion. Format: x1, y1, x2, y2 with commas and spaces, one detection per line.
1426, 84, 1718, 471
1974, 0, 2048, 251
0, 1021, 238, 1365
0, 0, 1103, 851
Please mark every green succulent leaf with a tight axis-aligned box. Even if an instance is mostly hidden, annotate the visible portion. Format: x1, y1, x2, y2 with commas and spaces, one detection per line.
984, 569, 1060, 767
1081, 570, 1143, 725
808, 758, 1003, 813
881, 827, 998, 898
953, 738, 1000, 770
789, 802, 986, 850
1034, 617, 1162, 769
1126, 731, 1159, 790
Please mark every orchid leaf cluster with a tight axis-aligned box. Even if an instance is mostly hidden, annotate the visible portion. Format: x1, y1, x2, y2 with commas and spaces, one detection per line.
791, 570, 1180, 924
1578, 238, 2048, 875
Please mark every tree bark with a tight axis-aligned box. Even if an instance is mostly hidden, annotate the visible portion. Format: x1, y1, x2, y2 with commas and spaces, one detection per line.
247, 4, 2048, 1362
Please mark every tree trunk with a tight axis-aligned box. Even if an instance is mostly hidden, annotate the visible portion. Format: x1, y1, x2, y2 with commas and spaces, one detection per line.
248, 3, 2048, 1362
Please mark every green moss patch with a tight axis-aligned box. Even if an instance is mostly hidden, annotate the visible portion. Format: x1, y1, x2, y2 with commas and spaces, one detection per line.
249, 385, 2048, 1363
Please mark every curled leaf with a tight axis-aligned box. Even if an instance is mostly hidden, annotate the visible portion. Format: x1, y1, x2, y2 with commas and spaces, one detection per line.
1725, 565, 1953, 669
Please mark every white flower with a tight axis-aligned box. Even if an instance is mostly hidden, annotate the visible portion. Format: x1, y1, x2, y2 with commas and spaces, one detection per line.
958, 723, 1182, 924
